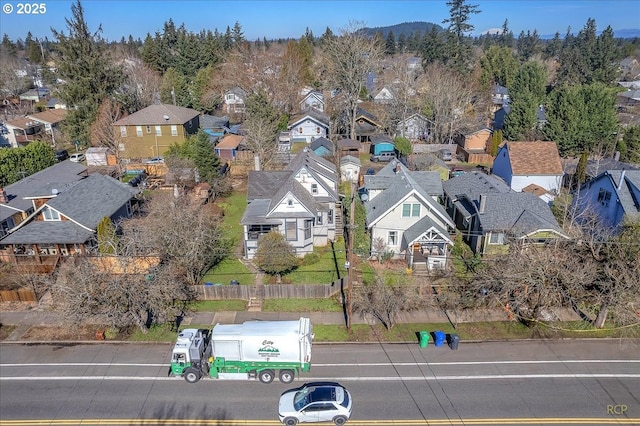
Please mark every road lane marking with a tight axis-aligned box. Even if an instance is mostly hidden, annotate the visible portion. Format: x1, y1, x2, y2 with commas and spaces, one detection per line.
2, 360, 639, 368
1, 373, 639, 381
1, 418, 639, 425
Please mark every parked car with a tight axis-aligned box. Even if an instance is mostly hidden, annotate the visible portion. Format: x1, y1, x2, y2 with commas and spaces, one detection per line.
439, 149, 453, 161
55, 149, 69, 162
144, 157, 164, 164
279, 382, 352, 425
69, 153, 85, 163
370, 151, 396, 162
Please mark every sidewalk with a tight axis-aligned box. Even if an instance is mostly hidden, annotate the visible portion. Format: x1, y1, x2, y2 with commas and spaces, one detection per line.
0, 304, 582, 342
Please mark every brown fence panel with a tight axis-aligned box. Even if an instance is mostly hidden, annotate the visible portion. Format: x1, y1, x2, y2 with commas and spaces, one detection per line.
0, 288, 36, 302
199, 283, 342, 300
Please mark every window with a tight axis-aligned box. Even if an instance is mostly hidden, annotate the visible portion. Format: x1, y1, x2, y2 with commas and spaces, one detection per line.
120, 126, 127, 137
286, 220, 297, 240
146, 125, 151, 134
402, 203, 420, 217
317, 213, 323, 225
136, 126, 143, 137
388, 231, 397, 245
287, 199, 294, 207
304, 219, 312, 239
311, 183, 318, 194
489, 232, 505, 245
171, 125, 178, 136
328, 209, 334, 224
597, 189, 612, 207
248, 224, 275, 240
155, 126, 162, 136
42, 207, 60, 221
299, 127, 303, 134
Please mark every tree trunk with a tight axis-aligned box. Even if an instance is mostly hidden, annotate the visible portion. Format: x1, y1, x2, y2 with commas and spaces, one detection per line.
594, 303, 608, 329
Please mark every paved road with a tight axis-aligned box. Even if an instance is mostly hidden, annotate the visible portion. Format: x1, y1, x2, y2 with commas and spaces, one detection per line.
1, 340, 638, 425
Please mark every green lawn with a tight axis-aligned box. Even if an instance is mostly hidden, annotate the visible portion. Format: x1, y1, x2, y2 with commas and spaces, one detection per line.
202, 258, 255, 286
262, 297, 343, 312
286, 239, 347, 284
217, 192, 247, 243
188, 299, 247, 312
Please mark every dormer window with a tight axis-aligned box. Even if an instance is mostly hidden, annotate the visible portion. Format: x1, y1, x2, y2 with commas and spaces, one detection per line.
42, 206, 60, 221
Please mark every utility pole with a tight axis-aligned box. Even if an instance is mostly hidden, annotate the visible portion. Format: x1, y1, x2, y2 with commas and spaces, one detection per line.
346, 182, 356, 332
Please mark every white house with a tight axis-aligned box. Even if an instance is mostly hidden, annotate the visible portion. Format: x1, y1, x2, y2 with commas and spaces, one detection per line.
340, 155, 361, 183
396, 113, 434, 141
224, 87, 247, 114
362, 160, 454, 270
287, 109, 331, 144
492, 141, 564, 196
299, 90, 324, 112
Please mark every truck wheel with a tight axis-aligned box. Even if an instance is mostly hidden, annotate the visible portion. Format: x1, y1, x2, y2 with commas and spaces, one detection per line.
184, 367, 202, 384
333, 415, 348, 425
279, 369, 295, 384
258, 369, 274, 384
283, 417, 298, 426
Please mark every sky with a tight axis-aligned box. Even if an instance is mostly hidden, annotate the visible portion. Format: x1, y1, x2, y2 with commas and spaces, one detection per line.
0, 0, 639, 42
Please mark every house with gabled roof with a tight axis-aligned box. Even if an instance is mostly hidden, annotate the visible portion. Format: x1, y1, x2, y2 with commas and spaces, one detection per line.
454, 124, 493, 164
492, 141, 564, 196
215, 134, 246, 161
337, 106, 384, 143
572, 170, 640, 229
287, 109, 331, 144
361, 159, 455, 270
240, 150, 340, 260
299, 90, 324, 112
0, 173, 141, 271
27, 109, 68, 146
0, 161, 89, 239
112, 104, 200, 159
396, 113, 434, 141
224, 86, 248, 114
309, 137, 333, 157
442, 171, 566, 255
3, 117, 46, 147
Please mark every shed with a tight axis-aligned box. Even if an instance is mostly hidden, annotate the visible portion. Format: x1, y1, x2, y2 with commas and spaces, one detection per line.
86, 147, 114, 166
369, 134, 395, 155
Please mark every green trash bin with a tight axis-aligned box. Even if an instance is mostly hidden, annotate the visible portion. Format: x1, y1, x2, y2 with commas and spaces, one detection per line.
419, 331, 430, 348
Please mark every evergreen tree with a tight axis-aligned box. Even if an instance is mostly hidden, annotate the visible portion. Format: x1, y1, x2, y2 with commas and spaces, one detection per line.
503, 62, 547, 141
516, 30, 541, 62
192, 130, 220, 185
575, 151, 588, 186
160, 67, 189, 106
397, 33, 407, 54
0, 141, 55, 186
140, 33, 163, 72
618, 126, 640, 164
385, 31, 396, 55
303, 27, 315, 45
420, 26, 445, 66
499, 19, 514, 48
490, 129, 502, 156
592, 26, 620, 84
191, 66, 218, 113
544, 32, 562, 59
442, 0, 480, 72
231, 21, 245, 46
51, 0, 124, 147
255, 231, 299, 283
545, 83, 618, 156
320, 27, 334, 46
1, 34, 17, 56
479, 45, 518, 90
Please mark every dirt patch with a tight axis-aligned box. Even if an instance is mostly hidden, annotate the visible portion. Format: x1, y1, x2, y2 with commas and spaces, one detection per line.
19, 324, 131, 341
0, 324, 16, 340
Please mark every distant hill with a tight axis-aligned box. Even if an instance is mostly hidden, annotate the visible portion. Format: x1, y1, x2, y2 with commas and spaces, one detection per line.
360, 21, 443, 38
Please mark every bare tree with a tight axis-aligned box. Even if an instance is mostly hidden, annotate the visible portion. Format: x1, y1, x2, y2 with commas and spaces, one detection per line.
352, 278, 424, 330
416, 63, 481, 144
320, 21, 384, 140
90, 98, 125, 173
122, 190, 231, 286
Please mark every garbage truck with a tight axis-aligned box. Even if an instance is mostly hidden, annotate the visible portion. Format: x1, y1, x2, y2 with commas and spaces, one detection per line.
170, 317, 313, 384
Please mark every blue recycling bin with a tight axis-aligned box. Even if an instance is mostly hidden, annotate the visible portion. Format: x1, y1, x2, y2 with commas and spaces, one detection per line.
433, 330, 446, 347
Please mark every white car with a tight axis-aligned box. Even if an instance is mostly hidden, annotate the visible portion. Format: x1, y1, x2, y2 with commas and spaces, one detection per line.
279, 382, 352, 426
69, 153, 85, 162
144, 157, 164, 164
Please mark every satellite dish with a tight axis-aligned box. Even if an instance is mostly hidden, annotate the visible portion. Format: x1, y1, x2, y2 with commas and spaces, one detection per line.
360, 193, 369, 202
51, 188, 59, 195
163, 115, 170, 121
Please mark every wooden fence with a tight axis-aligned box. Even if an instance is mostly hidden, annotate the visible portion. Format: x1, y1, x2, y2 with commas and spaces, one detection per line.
198, 282, 343, 300
0, 288, 37, 302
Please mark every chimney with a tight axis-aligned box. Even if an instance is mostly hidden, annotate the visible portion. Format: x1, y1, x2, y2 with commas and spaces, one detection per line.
0, 188, 7, 203
254, 155, 261, 171
479, 194, 486, 214
394, 163, 400, 174
618, 170, 626, 191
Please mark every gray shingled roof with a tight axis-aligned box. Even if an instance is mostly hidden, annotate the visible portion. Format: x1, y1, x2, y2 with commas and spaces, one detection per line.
310, 137, 333, 153
47, 173, 140, 229
373, 160, 443, 196
1, 161, 87, 222
400, 215, 452, 251
364, 161, 451, 227
608, 170, 640, 220
442, 171, 512, 201
113, 104, 200, 126
247, 171, 292, 201
288, 109, 330, 127
286, 151, 339, 201
478, 192, 562, 235
0, 221, 94, 244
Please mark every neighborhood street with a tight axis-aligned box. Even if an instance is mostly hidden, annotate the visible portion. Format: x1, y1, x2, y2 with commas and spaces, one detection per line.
1, 340, 638, 425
